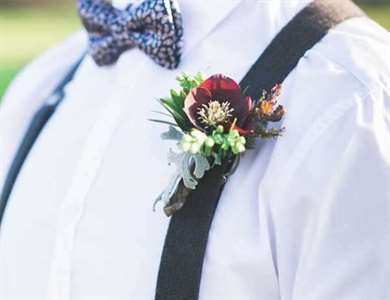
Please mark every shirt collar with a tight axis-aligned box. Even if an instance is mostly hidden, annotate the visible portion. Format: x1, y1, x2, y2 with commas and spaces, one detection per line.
178, 0, 243, 56
112, 0, 243, 56
112, 0, 314, 57
112, 0, 313, 70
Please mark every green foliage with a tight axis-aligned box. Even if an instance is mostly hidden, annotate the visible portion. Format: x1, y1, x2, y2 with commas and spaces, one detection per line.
166, 150, 211, 190
209, 126, 246, 163
154, 73, 204, 132
161, 125, 183, 141
158, 95, 190, 131
256, 126, 285, 139
180, 126, 246, 167
181, 129, 214, 154
176, 72, 204, 95
180, 153, 210, 189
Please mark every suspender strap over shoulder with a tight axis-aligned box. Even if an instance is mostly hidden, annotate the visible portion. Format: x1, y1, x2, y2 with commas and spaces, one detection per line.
240, 0, 365, 100
155, 1, 364, 300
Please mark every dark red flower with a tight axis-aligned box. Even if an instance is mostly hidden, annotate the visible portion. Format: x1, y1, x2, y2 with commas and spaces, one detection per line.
183, 74, 253, 134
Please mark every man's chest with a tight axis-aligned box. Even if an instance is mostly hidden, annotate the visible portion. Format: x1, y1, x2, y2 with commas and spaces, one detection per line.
1, 49, 280, 298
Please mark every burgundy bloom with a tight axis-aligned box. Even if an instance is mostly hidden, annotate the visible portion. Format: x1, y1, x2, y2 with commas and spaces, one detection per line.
184, 74, 253, 134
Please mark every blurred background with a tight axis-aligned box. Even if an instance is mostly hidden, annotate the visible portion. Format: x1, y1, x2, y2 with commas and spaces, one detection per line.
0, 0, 389, 100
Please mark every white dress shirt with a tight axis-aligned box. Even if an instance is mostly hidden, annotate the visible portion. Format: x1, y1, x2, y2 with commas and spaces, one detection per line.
0, 0, 389, 299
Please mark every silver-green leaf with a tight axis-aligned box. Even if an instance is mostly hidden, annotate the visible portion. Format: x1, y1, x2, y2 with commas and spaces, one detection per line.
161, 126, 184, 141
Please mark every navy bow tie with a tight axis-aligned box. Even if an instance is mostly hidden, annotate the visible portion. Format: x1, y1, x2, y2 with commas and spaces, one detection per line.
78, 0, 184, 69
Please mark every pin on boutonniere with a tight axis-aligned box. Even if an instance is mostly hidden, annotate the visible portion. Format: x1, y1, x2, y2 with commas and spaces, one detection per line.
151, 73, 285, 216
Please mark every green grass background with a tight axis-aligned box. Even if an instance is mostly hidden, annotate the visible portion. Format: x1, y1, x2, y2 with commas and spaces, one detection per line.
0, 6, 80, 99
0, 4, 389, 100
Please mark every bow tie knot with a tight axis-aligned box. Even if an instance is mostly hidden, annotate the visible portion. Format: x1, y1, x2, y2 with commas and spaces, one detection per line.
79, 0, 184, 69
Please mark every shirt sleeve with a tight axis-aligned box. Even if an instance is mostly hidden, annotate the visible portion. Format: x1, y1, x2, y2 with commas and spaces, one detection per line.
265, 87, 390, 299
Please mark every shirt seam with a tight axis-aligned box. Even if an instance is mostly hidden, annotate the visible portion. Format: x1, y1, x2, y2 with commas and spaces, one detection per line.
309, 34, 389, 95
267, 86, 378, 202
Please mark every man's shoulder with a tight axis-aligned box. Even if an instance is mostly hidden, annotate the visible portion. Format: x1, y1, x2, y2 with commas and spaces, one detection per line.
312, 16, 390, 93
260, 18, 390, 198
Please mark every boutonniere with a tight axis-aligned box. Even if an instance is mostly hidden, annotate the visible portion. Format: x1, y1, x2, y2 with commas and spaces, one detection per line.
151, 73, 285, 216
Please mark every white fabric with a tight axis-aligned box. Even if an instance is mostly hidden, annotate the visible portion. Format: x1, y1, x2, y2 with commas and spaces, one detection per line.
1, 0, 390, 299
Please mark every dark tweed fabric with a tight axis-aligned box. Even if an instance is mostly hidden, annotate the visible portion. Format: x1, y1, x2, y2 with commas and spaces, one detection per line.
155, 1, 364, 300
155, 166, 227, 300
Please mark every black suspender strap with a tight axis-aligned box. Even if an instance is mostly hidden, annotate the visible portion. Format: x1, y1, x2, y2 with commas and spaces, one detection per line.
0, 55, 85, 228
155, 1, 364, 300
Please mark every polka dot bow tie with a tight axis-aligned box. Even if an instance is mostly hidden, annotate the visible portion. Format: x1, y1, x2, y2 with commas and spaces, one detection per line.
78, 0, 184, 69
